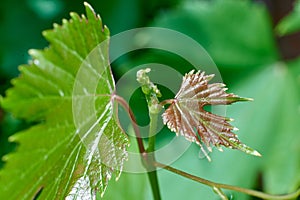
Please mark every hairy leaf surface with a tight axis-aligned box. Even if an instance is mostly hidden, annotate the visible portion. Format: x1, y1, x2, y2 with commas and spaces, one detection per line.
0, 3, 128, 199
162, 70, 260, 161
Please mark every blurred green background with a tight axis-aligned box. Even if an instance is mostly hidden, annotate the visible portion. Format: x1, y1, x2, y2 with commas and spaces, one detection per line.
0, 0, 299, 199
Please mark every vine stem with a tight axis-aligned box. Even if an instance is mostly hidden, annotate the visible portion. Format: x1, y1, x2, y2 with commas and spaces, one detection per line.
114, 94, 161, 200
154, 161, 300, 200
114, 95, 146, 154
146, 112, 161, 200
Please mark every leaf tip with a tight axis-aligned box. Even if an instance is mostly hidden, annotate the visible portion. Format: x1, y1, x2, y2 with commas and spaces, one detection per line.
226, 117, 234, 122
83, 1, 93, 10
252, 150, 262, 157
217, 146, 223, 152
0, 95, 3, 106
8, 135, 17, 142
207, 156, 212, 162
28, 49, 37, 56
103, 25, 110, 35
233, 127, 239, 131
2, 154, 9, 162
239, 97, 254, 102
41, 30, 47, 38
62, 18, 68, 25
84, 2, 96, 18
69, 12, 80, 21
238, 143, 262, 157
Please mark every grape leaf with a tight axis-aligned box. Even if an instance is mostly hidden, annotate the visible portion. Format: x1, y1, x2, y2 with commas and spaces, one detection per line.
0, 2, 128, 199
150, 0, 279, 71
162, 70, 260, 161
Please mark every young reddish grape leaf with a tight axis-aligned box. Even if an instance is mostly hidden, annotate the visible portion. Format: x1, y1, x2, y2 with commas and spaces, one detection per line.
162, 70, 261, 161
0, 2, 128, 199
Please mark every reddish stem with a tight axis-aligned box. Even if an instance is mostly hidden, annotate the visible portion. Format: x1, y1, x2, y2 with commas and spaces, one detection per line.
160, 99, 174, 107
114, 95, 146, 154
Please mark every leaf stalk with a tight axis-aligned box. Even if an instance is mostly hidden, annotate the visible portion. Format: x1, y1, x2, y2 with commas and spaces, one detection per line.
154, 161, 300, 200
145, 112, 161, 200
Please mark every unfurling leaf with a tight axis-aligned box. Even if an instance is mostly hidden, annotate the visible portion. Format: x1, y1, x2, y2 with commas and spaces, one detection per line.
162, 70, 261, 161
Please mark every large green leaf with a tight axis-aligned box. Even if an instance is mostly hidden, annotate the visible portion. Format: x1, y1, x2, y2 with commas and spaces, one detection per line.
119, 0, 280, 86
228, 63, 300, 197
151, 0, 279, 70
98, 134, 151, 200
262, 60, 300, 194
0, 3, 128, 199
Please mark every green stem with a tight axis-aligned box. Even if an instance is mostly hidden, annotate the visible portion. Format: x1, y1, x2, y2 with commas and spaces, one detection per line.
136, 68, 162, 200
148, 113, 158, 152
154, 161, 300, 200
147, 170, 161, 200
146, 112, 161, 200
